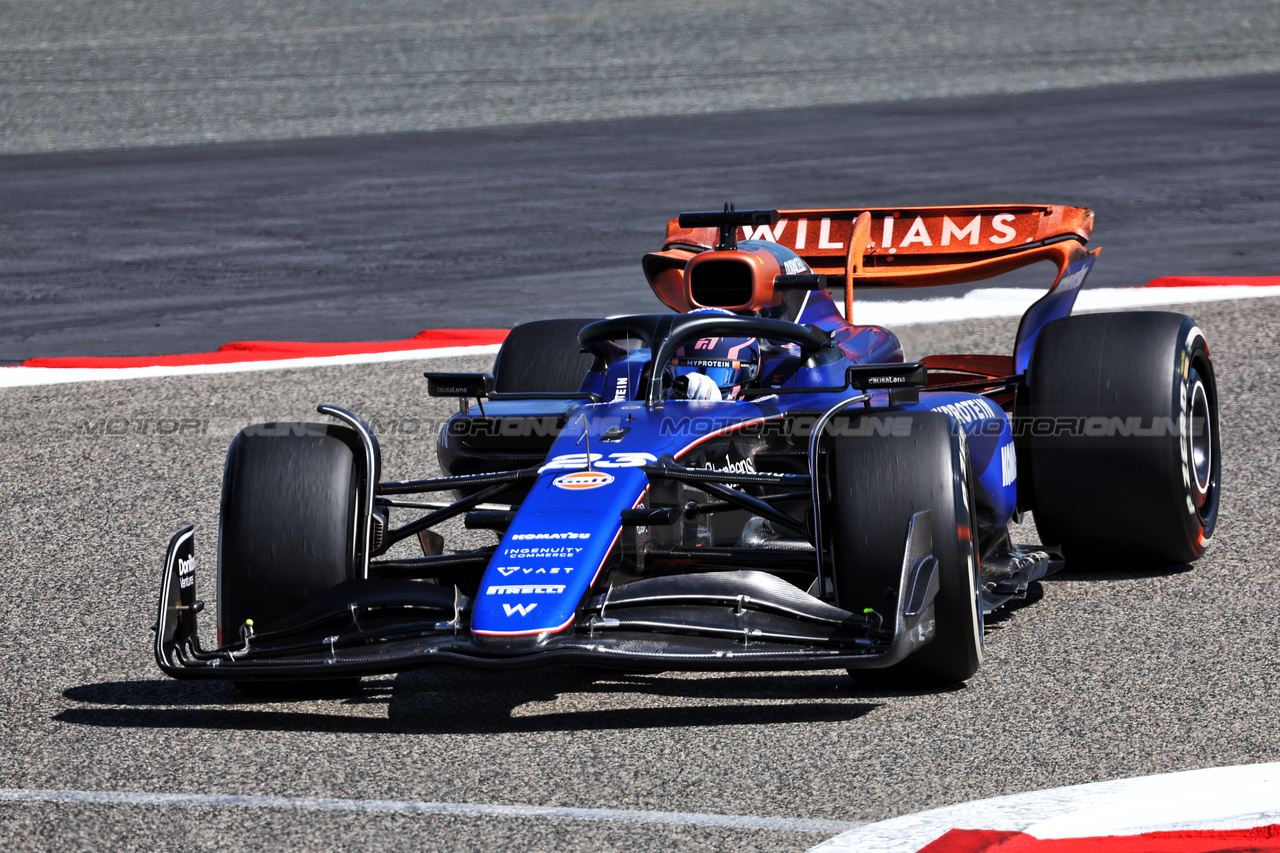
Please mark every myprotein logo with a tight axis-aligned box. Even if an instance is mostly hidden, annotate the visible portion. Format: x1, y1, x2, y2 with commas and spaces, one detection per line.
612, 376, 629, 402
1056, 263, 1091, 292
1000, 441, 1017, 487
931, 398, 997, 426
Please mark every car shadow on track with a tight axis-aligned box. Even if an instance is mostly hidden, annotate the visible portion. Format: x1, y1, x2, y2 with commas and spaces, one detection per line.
980, 557, 1194, 635
981, 581, 1046, 634
1050, 560, 1195, 581
58, 669, 886, 734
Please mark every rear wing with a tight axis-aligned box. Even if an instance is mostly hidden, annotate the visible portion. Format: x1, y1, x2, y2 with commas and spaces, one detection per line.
651, 204, 1100, 376
660, 204, 1094, 290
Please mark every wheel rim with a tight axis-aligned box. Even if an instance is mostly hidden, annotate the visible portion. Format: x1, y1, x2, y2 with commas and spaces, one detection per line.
1187, 376, 1213, 504
958, 440, 984, 661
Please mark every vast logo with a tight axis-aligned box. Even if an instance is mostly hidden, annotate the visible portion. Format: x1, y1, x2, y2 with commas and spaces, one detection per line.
495, 565, 575, 576
502, 602, 537, 617
552, 470, 616, 490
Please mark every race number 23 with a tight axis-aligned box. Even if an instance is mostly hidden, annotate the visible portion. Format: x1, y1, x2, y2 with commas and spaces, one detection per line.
542, 452, 657, 470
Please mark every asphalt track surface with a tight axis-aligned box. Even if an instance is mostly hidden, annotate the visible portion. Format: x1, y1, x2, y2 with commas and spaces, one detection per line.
1, 296, 1277, 853
6, 71, 1280, 362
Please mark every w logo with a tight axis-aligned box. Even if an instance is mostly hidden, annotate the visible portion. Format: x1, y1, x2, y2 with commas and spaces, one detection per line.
502, 602, 537, 617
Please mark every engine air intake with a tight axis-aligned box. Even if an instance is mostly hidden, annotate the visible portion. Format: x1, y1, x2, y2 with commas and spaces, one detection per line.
689, 259, 754, 308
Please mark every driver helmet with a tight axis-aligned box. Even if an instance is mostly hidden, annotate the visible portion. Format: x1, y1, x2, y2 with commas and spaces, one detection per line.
671, 308, 761, 400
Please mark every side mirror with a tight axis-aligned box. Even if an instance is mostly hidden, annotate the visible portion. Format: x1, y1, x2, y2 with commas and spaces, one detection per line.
424, 372, 494, 414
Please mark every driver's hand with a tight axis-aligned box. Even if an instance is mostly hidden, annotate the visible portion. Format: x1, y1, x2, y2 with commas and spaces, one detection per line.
677, 372, 723, 401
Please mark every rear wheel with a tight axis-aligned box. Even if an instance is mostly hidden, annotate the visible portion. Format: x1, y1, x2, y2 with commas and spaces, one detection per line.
492, 318, 601, 393
1025, 312, 1220, 565
218, 422, 361, 646
826, 411, 983, 686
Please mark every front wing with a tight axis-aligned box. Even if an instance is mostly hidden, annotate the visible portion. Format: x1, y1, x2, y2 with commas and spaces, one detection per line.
154, 513, 943, 681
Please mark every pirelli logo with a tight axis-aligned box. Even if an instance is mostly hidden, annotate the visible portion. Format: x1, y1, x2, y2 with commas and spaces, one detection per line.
486, 584, 566, 595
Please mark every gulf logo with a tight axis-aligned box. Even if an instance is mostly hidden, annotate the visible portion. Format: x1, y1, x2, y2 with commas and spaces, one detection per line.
552, 470, 615, 490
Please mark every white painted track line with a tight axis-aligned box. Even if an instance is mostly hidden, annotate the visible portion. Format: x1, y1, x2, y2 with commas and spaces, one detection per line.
840, 283, 1280, 328
0, 788, 863, 833
0, 344, 502, 388
809, 761, 1280, 852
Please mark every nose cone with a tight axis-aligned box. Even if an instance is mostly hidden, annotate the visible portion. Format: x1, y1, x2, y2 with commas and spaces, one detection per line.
470, 466, 644, 641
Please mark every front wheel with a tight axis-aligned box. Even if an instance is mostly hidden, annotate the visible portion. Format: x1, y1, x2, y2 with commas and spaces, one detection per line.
217, 422, 361, 646
825, 410, 983, 686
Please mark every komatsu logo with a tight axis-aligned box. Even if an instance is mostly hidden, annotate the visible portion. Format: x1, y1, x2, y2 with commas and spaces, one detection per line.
502, 603, 537, 617
509, 532, 590, 541
486, 585, 566, 595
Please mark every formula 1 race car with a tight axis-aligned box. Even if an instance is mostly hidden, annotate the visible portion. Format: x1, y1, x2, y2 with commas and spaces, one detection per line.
154, 204, 1220, 687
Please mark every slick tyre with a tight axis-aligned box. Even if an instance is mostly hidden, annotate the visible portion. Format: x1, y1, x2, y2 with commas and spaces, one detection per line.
217, 423, 361, 645
1025, 312, 1220, 566
492, 318, 601, 394
826, 411, 983, 686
